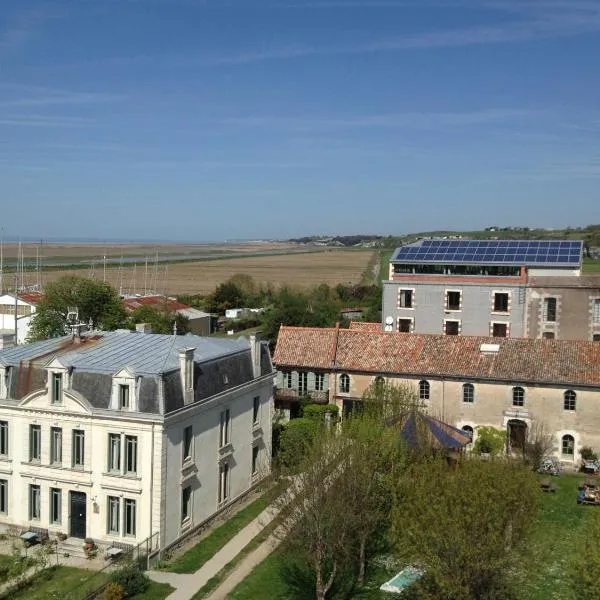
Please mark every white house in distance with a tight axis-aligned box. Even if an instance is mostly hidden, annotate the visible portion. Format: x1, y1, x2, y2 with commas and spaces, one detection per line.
0, 292, 43, 345
0, 329, 274, 550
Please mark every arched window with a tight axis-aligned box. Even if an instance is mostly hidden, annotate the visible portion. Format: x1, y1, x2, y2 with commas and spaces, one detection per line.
419, 380, 430, 401
340, 374, 350, 394
461, 425, 474, 443
562, 434, 575, 456
512, 386, 525, 407
462, 383, 474, 403
564, 390, 576, 411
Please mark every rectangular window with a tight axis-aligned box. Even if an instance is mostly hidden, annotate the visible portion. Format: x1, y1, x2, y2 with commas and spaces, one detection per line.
50, 488, 61, 524
108, 434, 121, 472
218, 462, 230, 504
50, 427, 62, 465
181, 486, 192, 522
283, 372, 292, 389
219, 409, 231, 448
593, 334, 600, 342
594, 299, 600, 324
125, 436, 137, 475
183, 426, 193, 464
252, 396, 260, 424
398, 318, 412, 333
29, 484, 40, 520
492, 323, 508, 338
124, 499, 136, 536
446, 291, 462, 311
298, 372, 308, 395
444, 320, 460, 336
252, 446, 259, 475
315, 373, 324, 392
0, 479, 7, 514
29, 425, 41, 462
107, 496, 120, 534
0, 421, 7, 456
118, 384, 130, 410
399, 289, 413, 308
543, 297, 557, 322
493, 292, 509, 313
51, 373, 62, 404
542, 331, 555, 339
72, 430, 85, 468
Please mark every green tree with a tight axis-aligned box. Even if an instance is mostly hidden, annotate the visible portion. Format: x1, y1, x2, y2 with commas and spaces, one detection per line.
393, 457, 539, 600
473, 426, 507, 457
128, 305, 189, 335
27, 276, 127, 342
570, 509, 600, 600
204, 281, 246, 314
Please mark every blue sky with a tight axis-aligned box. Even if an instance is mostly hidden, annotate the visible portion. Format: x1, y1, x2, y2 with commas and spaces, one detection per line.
1, 0, 599, 241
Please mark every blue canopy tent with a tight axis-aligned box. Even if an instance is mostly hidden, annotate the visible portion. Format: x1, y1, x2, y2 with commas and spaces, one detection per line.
399, 411, 472, 452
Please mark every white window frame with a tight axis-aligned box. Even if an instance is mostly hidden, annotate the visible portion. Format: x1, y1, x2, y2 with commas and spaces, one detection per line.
398, 288, 415, 309
490, 321, 509, 338
111, 370, 137, 411
339, 374, 350, 394
72, 429, 85, 469
107, 496, 120, 534
29, 425, 41, 463
51, 372, 63, 404
29, 484, 41, 520
491, 291, 511, 315
397, 317, 414, 333
108, 433, 121, 473
181, 486, 192, 524
0, 479, 8, 515
512, 386, 525, 407
0, 421, 8, 456
445, 289, 462, 312
252, 396, 260, 425
592, 298, 600, 324
561, 434, 575, 457
298, 371, 308, 395
462, 383, 475, 404
443, 319, 461, 336
542, 296, 558, 323
283, 371, 293, 389
118, 384, 130, 410
183, 425, 193, 464
124, 435, 138, 475
252, 445, 259, 476
563, 390, 576, 411
219, 408, 231, 448
50, 488, 61, 525
418, 380, 430, 401
50, 427, 62, 465
315, 373, 325, 392
124, 498, 136, 537
218, 461, 230, 505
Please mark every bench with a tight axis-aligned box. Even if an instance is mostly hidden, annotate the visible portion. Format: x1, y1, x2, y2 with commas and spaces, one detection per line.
105, 541, 134, 561
20, 527, 49, 545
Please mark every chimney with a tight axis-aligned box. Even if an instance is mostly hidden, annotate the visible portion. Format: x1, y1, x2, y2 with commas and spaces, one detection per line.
179, 347, 196, 404
249, 333, 261, 378
136, 323, 152, 334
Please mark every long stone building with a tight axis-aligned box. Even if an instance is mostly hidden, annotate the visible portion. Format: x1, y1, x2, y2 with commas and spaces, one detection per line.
273, 324, 600, 465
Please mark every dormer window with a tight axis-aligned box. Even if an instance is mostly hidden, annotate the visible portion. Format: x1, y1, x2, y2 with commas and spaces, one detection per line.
51, 373, 63, 404
119, 384, 130, 410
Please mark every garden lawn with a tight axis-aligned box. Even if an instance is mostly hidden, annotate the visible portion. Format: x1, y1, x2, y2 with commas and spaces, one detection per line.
166, 494, 268, 574
131, 581, 174, 599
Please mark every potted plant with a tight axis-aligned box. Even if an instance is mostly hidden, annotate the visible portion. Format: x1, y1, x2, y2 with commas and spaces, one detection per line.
83, 537, 97, 558
57, 532, 67, 542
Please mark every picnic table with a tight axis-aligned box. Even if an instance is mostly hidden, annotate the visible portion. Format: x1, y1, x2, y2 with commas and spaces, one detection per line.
540, 479, 557, 492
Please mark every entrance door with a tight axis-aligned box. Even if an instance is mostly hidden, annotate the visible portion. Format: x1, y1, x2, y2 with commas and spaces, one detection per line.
69, 492, 87, 539
507, 420, 527, 454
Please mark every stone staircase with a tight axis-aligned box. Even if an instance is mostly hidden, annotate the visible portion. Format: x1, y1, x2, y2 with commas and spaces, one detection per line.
57, 537, 88, 559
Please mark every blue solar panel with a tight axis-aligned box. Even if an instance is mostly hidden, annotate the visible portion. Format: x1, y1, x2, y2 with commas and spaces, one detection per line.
392, 240, 582, 266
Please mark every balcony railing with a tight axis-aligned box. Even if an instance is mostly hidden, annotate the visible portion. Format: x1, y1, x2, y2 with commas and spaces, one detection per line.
275, 388, 329, 403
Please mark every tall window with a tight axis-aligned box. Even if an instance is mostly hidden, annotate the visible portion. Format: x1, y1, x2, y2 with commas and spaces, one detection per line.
183, 426, 193, 463
50, 488, 61, 524
29, 485, 41, 520
446, 290, 462, 311
252, 396, 260, 424
493, 292, 509, 313
124, 499, 136, 536
512, 386, 525, 407
107, 496, 120, 534
219, 409, 231, 447
463, 383, 475, 404
315, 373, 324, 392
181, 486, 192, 522
51, 373, 62, 404
118, 384, 130, 410
564, 390, 576, 411
298, 372, 308, 395
562, 434, 575, 457
125, 436, 137, 475
419, 380, 430, 401
594, 299, 600, 324
543, 297, 557, 322
0, 421, 7, 456
283, 372, 293, 389
218, 462, 230, 504
29, 425, 41, 462
50, 427, 62, 465
340, 374, 350, 394
0, 479, 7, 514
399, 289, 413, 308
252, 445, 259, 475
108, 434, 121, 472
72, 430, 85, 468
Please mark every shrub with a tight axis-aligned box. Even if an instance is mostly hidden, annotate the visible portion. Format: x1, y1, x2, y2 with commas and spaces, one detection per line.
302, 403, 339, 420
101, 582, 125, 600
580, 446, 598, 462
277, 417, 320, 471
109, 565, 149, 598
473, 426, 507, 457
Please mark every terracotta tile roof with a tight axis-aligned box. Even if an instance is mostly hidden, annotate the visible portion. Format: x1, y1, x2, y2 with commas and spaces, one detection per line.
528, 275, 600, 289
17, 291, 44, 305
122, 295, 190, 313
273, 326, 600, 387
349, 321, 382, 332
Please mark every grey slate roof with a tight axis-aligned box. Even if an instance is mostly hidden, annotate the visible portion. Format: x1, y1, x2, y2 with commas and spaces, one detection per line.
0, 330, 250, 375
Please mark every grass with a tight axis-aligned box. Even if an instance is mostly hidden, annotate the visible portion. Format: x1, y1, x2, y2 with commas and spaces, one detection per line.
229, 473, 596, 600
165, 493, 269, 574
132, 581, 175, 599
583, 257, 600, 273
379, 250, 393, 283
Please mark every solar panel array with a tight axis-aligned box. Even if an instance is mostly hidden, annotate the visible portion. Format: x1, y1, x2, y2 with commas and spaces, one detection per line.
392, 240, 582, 266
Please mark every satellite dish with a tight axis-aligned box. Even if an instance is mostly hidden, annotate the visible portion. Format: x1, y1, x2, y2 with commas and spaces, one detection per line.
385, 316, 394, 325
384, 325, 393, 332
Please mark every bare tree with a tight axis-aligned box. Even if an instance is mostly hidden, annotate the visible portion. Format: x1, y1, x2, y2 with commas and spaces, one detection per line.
523, 419, 555, 470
